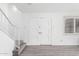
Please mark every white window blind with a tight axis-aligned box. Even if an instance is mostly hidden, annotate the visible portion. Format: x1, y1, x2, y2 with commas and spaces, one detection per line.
65, 17, 79, 33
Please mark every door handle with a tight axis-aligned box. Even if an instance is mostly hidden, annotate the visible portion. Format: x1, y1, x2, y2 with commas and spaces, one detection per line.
38, 32, 42, 34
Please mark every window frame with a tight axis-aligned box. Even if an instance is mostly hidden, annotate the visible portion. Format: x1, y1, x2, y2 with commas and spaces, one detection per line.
64, 16, 79, 34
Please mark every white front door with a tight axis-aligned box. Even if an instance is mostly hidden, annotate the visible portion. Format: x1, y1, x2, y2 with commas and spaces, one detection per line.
29, 16, 51, 45
39, 16, 51, 45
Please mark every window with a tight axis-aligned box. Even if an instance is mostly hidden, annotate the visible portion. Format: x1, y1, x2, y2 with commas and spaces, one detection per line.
65, 17, 79, 33
0, 12, 1, 22
76, 18, 79, 33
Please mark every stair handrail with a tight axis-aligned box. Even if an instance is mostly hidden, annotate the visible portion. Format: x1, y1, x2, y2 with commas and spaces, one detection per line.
0, 8, 15, 27
0, 8, 17, 40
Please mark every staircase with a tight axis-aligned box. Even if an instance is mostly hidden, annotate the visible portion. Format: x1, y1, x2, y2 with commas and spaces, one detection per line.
0, 8, 26, 56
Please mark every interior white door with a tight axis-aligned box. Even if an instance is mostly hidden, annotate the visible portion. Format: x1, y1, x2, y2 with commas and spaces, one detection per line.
29, 16, 51, 45
39, 17, 51, 45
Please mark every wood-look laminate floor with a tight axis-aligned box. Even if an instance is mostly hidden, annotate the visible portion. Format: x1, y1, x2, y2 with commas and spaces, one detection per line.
20, 45, 79, 56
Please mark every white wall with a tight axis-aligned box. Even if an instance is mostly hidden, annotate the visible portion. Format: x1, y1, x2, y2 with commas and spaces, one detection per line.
0, 31, 14, 56
6, 4, 25, 41
52, 12, 79, 45
7, 4, 23, 26
23, 12, 79, 45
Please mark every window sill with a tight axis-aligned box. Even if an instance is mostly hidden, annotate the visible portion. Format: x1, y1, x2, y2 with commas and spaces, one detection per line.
64, 33, 79, 35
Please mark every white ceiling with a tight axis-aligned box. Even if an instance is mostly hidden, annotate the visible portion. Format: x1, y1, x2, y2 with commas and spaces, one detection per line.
8, 3, 79, 13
